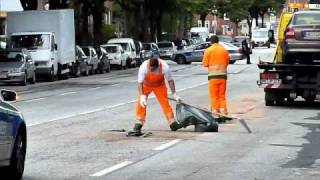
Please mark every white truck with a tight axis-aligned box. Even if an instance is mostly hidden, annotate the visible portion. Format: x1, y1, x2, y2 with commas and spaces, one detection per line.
6, 9, 76, 81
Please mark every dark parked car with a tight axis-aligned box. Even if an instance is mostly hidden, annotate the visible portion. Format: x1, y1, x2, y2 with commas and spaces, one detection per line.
96, 47, 111, 73
0, 90, 27, 179
0, 49, 36, 85
283, 11, 320, 64
74, 45, 90, 77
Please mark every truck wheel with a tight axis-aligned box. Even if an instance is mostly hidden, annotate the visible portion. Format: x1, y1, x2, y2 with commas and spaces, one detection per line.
29, 71, 36, 84
265, 91, 275, 106
275, 99, 285, 106
49, 68, 55, 82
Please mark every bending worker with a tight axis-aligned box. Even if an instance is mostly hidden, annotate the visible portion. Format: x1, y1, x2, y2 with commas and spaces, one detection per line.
202, 35, 230, 115
131, 56, 182, 135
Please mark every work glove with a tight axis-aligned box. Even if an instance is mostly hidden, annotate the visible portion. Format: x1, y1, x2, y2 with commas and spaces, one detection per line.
140, 95, 147, 108
172, 93, 181, 103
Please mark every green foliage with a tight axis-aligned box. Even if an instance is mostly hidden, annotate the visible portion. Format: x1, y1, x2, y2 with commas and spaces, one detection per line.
101, 24, 116, 44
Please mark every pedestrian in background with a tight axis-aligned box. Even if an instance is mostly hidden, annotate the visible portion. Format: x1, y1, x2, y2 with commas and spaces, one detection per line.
242, 39, 251, 64
202, 35, 229, 115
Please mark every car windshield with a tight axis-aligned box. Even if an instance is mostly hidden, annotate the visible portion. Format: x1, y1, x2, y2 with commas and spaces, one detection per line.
113, 43, 129, 51
218, 36, 232, 42
293, 13, 320, 25
252, 31, 268, 38
157, 43, 172, 48
143, 44, 151, 50
76, 47, 86, 57
105, 46, 118, 53
0, 51, 24, 62
82, 48, 90, 56
11, 34, 50, 50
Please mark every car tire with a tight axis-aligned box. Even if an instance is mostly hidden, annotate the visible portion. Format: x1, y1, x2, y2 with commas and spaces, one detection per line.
106, 62, 111, 73
74, 64, 81, 78
8, 129, 26, 180
21, 73, 27, 86
29, 71, 36, 84
229, 60, 236, 64
82, 64, 89, 76
176, 55, 186, 64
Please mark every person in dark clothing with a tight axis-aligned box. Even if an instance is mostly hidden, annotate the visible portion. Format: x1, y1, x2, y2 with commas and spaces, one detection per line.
241, 39, 251, 64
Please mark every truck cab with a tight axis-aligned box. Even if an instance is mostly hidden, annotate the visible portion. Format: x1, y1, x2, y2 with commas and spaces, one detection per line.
9, 32, 58, 80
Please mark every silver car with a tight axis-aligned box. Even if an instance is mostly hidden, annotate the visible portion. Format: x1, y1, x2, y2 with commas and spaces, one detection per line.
157, 41, 177, 59
81, 46, 99, 75
0, 49, 36, 85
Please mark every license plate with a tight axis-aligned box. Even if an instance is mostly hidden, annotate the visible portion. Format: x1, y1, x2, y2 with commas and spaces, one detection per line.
260, 79, 282, 84
0, 73, 8, 79
304, 31, 320, 39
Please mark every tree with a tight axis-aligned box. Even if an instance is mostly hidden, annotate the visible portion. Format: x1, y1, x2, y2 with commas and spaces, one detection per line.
20, 0, 38, 10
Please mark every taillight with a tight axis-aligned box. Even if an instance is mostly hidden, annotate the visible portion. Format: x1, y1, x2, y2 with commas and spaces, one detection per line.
260, 73, 279, 79
285, 27, 295, 39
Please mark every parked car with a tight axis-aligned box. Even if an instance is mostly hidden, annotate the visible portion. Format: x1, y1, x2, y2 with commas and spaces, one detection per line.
0, 49, 36, 85
107, 38, 137, 68
283, 10, 320, 64
0, 90, 27, 180
232, 36, 252, 54
101, 44, 127, 70
134, 41, 144, 65
217, 35, 233, 43
96, 47, 111, 73
172, 41, 244, 64
81, 46, 99, 75
74, 45, 89, 77
252, 28, 270, 48
142, 43, 160, 59
157, 41, 177, 60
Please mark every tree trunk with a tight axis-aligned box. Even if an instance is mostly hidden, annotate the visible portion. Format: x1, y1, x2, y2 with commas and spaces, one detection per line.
200, 13, 207, 27
247, 16, 253, 39
156, 10, 162, 42
20, 0, 38, 10
255, 17, 258, 28
93, 10, 103, 47
260, 13, 265, 28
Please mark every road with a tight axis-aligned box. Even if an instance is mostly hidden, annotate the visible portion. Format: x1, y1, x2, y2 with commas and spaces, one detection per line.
3, 47, 320, 180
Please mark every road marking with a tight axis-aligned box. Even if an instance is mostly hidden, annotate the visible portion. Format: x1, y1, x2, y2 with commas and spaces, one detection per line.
25, 97, 46, 103
89, 87, 102, 90
90, 161, 133, 177
176, 82, 207, 92
60, 91, 77, 96
153, 139, 182, 151
111, 84, 119, 87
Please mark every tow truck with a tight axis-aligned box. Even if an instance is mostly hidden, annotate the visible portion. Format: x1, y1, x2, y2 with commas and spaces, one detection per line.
257, 4, 320, 106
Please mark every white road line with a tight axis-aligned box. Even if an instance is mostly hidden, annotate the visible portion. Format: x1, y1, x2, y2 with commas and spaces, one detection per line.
111, 84, 119, 87
24, 97, 46, 103
89, 87, 102, 90
177, 82, 207, 92
60, 92, 77, 96
153, 139, 182, 151
90, 161, 133, 177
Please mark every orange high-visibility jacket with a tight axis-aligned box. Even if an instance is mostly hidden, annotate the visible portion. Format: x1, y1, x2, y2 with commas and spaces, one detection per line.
202, 43, 229, 80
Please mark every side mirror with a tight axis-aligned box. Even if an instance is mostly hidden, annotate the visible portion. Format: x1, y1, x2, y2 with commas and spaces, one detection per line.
1, 90, 18, 102
54, 44, 58, 50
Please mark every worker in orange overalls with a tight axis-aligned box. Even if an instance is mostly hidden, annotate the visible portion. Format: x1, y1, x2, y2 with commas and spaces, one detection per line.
130, 56, 182, 135
202, 35, 230, 115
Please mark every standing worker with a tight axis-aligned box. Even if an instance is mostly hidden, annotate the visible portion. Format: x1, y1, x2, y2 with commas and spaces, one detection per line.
130, 56, 182, 135
242, 39, 251, 64
202, 35, 230, 115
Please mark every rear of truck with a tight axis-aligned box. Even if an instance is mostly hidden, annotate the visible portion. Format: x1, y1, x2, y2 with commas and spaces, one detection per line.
258, 8, 320, 106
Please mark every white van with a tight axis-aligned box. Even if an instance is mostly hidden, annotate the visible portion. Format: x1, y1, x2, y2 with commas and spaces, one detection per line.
190, 27, 209, 42
251, 28, 270, 48
107, 38, 137, 67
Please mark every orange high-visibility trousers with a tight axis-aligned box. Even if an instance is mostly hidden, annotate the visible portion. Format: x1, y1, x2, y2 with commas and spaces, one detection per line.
136, 84, 174, 125
209, 79, 227, 114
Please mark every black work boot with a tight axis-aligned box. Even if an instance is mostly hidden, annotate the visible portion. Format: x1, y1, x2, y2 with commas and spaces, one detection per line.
127, 123, 142, 136
170, 121, 182, 131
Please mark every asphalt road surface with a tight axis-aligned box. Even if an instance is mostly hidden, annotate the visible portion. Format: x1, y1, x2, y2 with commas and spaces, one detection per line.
3, 47, 320, 180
